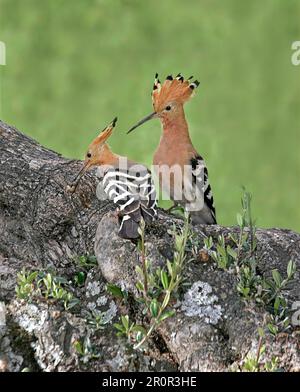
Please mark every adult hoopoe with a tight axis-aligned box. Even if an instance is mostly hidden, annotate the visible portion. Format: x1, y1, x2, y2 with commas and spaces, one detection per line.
70, 118, 157, 239
127, 73, 216, 225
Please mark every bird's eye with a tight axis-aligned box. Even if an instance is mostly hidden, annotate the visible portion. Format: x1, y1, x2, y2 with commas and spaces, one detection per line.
165, 105, 171, 111
87, 152, 92, 158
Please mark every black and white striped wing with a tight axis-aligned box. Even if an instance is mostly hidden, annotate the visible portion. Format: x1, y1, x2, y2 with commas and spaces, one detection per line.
139, 171, 157, 222
102, 167, 157, 223
190, 155, 217, 223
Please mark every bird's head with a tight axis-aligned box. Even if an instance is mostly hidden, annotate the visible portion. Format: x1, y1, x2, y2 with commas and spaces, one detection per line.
127, 73, 199, 134
70, 117, 117, 188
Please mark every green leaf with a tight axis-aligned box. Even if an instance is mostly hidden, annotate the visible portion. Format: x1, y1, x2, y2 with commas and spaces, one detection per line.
131, 325, 146, 335
257, 327, 265, 338
155, 267, 162, 279
44, 273, 52, 286
263, 278, 275, 291
243, 287, 250, 296
106, 284, 124, 298
175, 235, 183, 251
121, 315, 129, 330
216, 244, 224, 256
136, 331, 144, 342
75, 271, 86, 286
260, 344, 266, 356
204, 237, 213, 249
287, 260, 296, 279
66, 297, 80, 310
150, 299, 159, 318
273, 296, 281, 313
237, 213, 244, 227
54, 276, 68, 285
272, 269, 282, 287
28, 271, 38, 283
227, 246, 237, 260
161, 291, 171, 309
145, 259, 150, 270
166, 260, 173, 276
267, 323, 278, 336
137, 239, 143, 252
140, 218, 145, 230
74, 341, 84, 355
136, 281, 144, 291
218, 235, 225, 247
114, 323, 125, 332
158, 310, 175, 323
135, 265, 144, 277
161, 270, 169, 290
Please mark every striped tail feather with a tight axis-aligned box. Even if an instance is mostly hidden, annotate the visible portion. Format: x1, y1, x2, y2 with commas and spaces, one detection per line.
102, 166, 158, 239
140, 200, 157, 223
118, 200, 141, 239
118, 199, 157, 239
140, 173, 158, 223
118, 214, 140, 239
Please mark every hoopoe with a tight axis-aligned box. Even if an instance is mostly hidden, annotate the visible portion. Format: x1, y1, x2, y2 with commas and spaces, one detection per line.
127, 73, 216, 225
70, 118, 157, 239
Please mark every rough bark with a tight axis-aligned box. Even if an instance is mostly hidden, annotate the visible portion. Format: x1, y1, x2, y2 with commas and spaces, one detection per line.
0, 120, 299, 372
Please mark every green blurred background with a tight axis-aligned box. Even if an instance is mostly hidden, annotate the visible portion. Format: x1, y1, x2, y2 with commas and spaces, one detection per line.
0, 0, 299, 231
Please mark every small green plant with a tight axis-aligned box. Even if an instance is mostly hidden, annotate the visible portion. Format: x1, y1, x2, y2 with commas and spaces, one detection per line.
236, 328, 279, 372
15, 269, 39, 300
15, 270, 79, 310
114, 315, 146, 343
201, 191, 257, 274
86, 310, 110, 331
264, 357, 280, 371
202, 189, 297, 336
112, 214, 191, 349
74, 336, 99, 363
262, 260, 297, 334
208, 234, 236, 270
74, 255, 97, 269
240, 353, 279, 372
74, 271, 86, 287
236, 259, 261, 300
263, 261, 296, 306
38, 273, 79, 310
235, 189, 257, 259
106, 283, 128, 300
72, 255, 98, 287
73, 255, 97, 287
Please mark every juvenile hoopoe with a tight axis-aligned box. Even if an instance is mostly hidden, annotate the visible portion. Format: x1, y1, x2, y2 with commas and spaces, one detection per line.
127, 73, 216, 225
70, 118, 157, 239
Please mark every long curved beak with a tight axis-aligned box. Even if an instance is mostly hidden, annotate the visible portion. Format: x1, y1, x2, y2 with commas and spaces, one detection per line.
127, 112, 157, 134
69, 160, 91, 192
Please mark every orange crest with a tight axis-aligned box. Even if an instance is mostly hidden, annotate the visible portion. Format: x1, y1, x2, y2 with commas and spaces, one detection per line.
152, 73, 200, 112
91, 117, 117, 147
